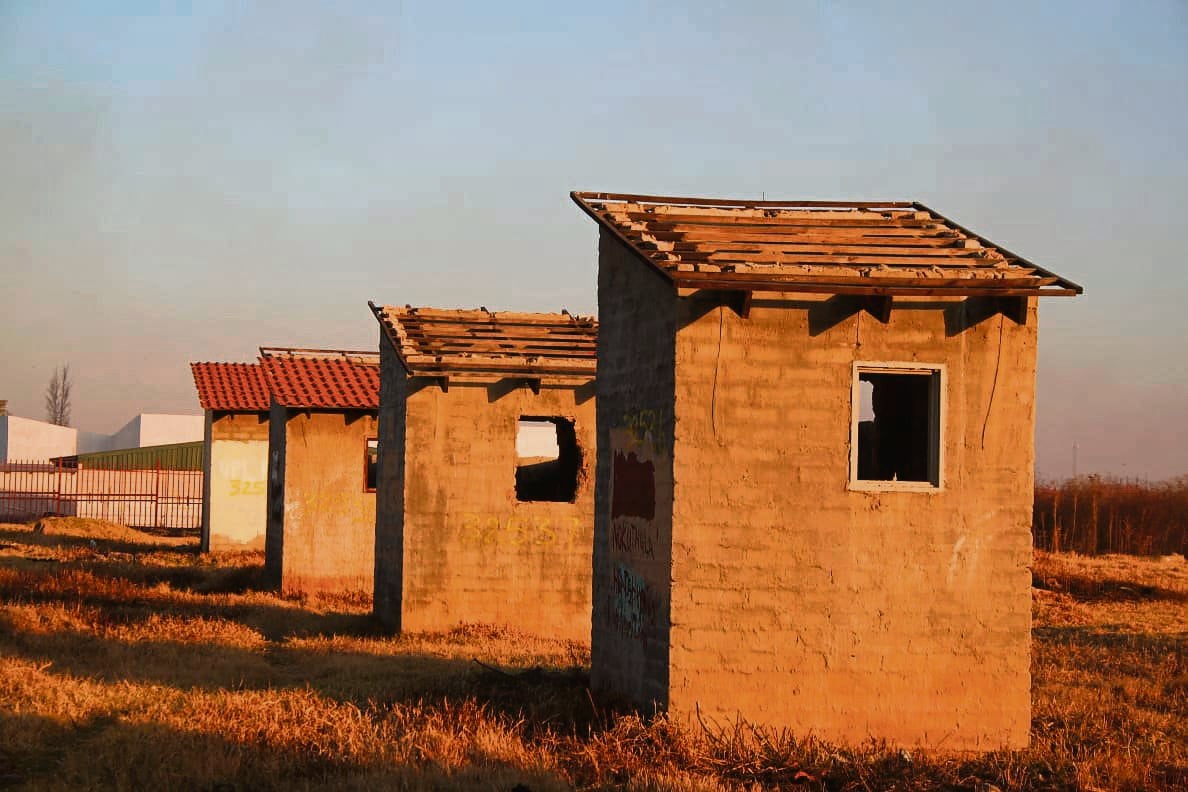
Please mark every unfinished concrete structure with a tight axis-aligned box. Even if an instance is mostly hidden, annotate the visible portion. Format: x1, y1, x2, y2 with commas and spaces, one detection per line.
572, 192, 1081, 750
369, 305, 597, 640
191, 362, 271, 551
260, 348, 380, 596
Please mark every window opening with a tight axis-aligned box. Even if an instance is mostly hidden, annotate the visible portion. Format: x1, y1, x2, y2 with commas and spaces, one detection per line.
515, 417, 580, 502
853, 366, 941, 488
364, 438, 378, 492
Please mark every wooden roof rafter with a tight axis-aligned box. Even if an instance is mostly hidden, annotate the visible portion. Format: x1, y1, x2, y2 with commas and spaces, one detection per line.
571, 191, 1083, 298
368, 302, 598, 382
258, 346, 379, 365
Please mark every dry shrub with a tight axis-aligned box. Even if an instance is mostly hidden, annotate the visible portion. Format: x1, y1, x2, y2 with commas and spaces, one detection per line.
1034, 475, 1188, 556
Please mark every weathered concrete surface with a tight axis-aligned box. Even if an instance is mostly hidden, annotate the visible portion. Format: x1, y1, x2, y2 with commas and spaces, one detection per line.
201, 410, 269, 552
593, 229, 1037, 751
591, 230, 677, 710
374, 339, 596, 641
266, 406, 377, 596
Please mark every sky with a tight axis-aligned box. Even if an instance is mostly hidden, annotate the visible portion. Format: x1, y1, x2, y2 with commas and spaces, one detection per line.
0, 1, 1185, 480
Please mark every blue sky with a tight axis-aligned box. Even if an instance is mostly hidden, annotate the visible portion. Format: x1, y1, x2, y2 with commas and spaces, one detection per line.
1, 1, 1185, 478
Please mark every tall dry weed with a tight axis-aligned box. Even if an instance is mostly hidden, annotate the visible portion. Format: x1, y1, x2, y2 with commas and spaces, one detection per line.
1034, 475, 1188, 556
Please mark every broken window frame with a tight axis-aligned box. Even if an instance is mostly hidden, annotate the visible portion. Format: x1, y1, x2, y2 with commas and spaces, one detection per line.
848, 361, 946, 492
363, 437, 379, 493
514, 415, 581, 503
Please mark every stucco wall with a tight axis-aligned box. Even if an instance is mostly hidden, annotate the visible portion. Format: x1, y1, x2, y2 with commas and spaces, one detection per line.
592, 230, 678, 709
266, 407, 377, 596
0, 415, 77, 461
594, 232, 1038, 750
375, 337, 596, 640
204, 411, 269, 551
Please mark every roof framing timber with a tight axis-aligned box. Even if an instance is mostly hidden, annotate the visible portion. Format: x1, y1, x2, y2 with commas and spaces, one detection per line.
571, 191, 1083, 299
369, 302, 597, 380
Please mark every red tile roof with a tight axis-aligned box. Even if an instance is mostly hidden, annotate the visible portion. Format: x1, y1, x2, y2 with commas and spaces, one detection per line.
190, 363, 270, 411
258, 354, 379, 410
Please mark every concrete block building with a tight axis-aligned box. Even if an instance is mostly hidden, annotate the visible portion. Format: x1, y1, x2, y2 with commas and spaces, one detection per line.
572, 192, 1081, 750
369, 305, 597, 639
191, 362, 271, 551
259, 348, 380, 596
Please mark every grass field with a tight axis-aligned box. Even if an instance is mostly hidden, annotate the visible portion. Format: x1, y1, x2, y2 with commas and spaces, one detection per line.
0, 518, 1184, 790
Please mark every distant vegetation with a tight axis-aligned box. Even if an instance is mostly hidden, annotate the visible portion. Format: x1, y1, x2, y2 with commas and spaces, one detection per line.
43, 363, 72, 427
1034, 476, 1188, 557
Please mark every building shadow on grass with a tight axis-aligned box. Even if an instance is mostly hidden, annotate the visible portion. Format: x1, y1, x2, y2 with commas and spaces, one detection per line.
1034, 625, 1187, 655
0, 624, 595, 734
0, 525, 197, 557
0, 557, 375, 643
1031, 570, 1187, 604
0, 526, 598, 734
0, 709, 573, 791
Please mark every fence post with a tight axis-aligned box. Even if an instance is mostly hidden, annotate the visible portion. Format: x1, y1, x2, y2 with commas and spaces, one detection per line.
54, 457, 62, 518
153, 460, 161, 529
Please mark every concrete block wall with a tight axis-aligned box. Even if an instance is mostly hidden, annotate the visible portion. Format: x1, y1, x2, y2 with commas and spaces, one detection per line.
375, 338, 596, 640
668, 296, 1036, 750
591, 229, 678, 709
266, 406, 377, 595
202, 410, 269, 552
593, 232, 1037, 750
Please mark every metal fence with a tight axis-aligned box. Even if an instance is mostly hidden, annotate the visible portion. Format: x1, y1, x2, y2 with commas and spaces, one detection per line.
0, 458, 203, 531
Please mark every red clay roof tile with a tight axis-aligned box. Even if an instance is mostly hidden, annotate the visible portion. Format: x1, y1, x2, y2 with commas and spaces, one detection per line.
190, 362, 270, 411
258, 355, 379, 410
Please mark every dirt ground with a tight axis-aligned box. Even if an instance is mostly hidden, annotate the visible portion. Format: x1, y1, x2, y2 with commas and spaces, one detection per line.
0, 518, 1184, 790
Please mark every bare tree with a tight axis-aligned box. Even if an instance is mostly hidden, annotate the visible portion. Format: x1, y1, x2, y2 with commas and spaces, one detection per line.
45, 364, 72, 426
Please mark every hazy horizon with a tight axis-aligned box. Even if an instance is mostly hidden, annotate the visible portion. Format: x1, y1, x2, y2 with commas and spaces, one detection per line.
2, 1, 1185, 480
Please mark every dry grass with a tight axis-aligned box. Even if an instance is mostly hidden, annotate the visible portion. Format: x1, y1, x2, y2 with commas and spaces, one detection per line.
0, 519, 1184, 790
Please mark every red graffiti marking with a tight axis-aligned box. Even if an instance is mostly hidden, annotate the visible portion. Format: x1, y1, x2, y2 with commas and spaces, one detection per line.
612, 450, 655, 520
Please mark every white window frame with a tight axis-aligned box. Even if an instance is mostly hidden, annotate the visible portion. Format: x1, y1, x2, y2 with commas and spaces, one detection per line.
848, 361, 946, 493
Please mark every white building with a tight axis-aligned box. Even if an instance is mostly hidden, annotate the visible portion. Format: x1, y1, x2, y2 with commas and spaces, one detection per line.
0, 400, 202, 461
0, 414, 78, 462
85, 413, 205, 453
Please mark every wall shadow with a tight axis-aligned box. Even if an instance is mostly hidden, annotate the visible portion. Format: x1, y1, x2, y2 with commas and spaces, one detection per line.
0, 624, 594, 732
1033, 625, 1186, 655
0, 526, 197, 557
0, 527, 597, 734
0, 709, 571, 791
0, 558, 372, 643
1031, 572, 1187, 604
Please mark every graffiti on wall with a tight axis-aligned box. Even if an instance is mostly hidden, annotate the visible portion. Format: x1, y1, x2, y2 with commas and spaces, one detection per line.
228, 479, 266, 496
618, 409, 669, 456
457, 513, 583, 548
611, 517, 656, 559
612, 450, 655, 521
606, 406, 670, 642
611, 561, 657, 639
